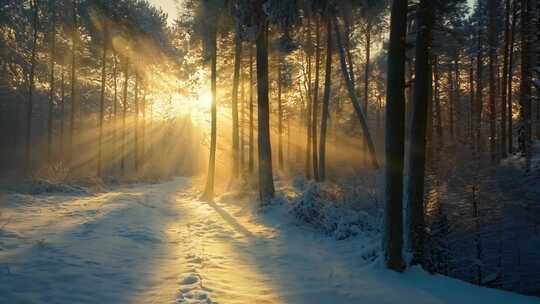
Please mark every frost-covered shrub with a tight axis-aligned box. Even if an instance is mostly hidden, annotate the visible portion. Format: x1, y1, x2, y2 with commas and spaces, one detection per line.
19, 179, 90, 195
289, 182, 378, 240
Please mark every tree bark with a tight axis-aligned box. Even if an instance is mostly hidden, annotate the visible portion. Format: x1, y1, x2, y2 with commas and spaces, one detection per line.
134, 72, 139, 172
475, 26, 483, 154
24, 0, 39, 176
121, 59, 129, 174
98, 23, 108, 177
364, 23, 371, 116
249, 46, 255, 172
434, 56, 443, 149
69, 0, 78, 172
240, 64, 246, 168
256, 21, 275, 202
508, 3, 517, 154
406, 0, 433, 266
231, 32, 242, 178
305, 15, 313, 179
112, 52, 118, 170
519, 0, 532, 168
500, 0, 511, 159
277, 52, 284, 169
47, 2, 56, 164
201, 24, 218, 201
60, 66, 65, 156
488, 0, 498, 163
383, 0, 408, 271
312, 15, 321, 180
334, 16, 379, 169
319, 16, 332, 181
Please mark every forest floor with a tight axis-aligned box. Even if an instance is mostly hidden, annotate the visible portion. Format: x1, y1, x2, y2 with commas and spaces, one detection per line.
1, 176, 539, 303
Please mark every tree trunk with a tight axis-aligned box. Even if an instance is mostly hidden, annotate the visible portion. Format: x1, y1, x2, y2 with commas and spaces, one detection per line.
69, 0, 78, 172
305, 16, 313, 179
406, 0, 433, 266
98, 24, 108, 177
383, 0, 408, 271
469, 56, 475, 146
364, 24, 371, 116
277, 52, 284, 169
508, 3, 517, 154
201, 25, 218, 201
454, 58, 461, 139
240, 64, 246, 169
500, 0, 511, 158
231, 32, 242, 178
112, 52, 118, 171
519, 0, 532, 168
434, 56, 443, 149
256, 21, 275, 202
448, 69, 455, 141
134, 72, 139, 172
319, 16, 332, 182
47, 2, 56, 164
475, 27, 483, 154
488, 0, 498, 163
24, 0, 39, 176
60, 66, 65, 156
121, 59, 129, 174
334, 16, 379, 169
141, 86, 146, 167
312, 15, 321, 181
249, 46, 255, 172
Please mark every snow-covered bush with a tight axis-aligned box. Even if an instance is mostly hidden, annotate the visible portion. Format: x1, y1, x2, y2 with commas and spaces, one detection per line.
289, 182, 379, 240
18, 179, 90, 195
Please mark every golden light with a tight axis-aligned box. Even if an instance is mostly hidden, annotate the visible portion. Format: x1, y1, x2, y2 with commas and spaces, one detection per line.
198, 90, 213, 110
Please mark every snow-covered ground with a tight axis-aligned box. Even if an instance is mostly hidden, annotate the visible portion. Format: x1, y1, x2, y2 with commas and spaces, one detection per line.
1, 177, 538, 303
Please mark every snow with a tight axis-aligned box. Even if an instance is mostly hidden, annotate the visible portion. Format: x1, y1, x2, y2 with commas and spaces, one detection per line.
1, 177, 539, 303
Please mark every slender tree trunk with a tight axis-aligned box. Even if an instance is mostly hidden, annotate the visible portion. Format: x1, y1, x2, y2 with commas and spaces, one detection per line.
202, 25, 218, 201
141, 87, 146, 167
312, 15, 321, 180
500, 0, 511, 158
508, 4, 517, 154
434, 56, 443, 149
364, 24, 371, 116
448, 69, 455, 141
24, 0, 39, 176
60, 66, 65, 156
406, 0, 433, 266
112, 52, 118, 170
475, 28, 483, 154
488, 0, 498, 163
319, 16, 332, 181
305, 16, 313, 179
249, 46, 255, 172
121, 59, 129, 174
277, 52, 284, 169
334, 16, 379, 169
469, 56, 475, 146
98, 24, 108, 177
256, 21, 275, 202
519, 0, 532, 168
383, 0, 408, 271
69, 0, 78, 171
47, 2, 56, 164
454, 58, 461, 139
231, 32, 242, 178
134, 72, 139, 172
240, 65, 245, 169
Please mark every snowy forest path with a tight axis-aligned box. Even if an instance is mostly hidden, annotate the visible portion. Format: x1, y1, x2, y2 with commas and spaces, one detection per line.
1, 177, 539, 304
